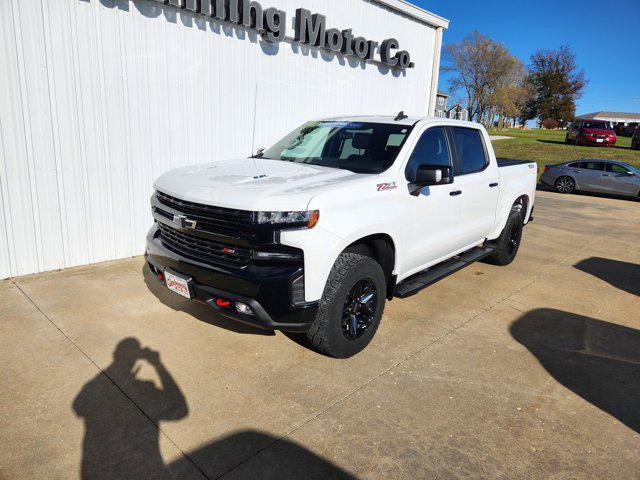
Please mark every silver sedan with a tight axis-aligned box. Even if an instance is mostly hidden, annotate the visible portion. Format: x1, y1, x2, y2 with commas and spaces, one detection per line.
540, 159, 640, 199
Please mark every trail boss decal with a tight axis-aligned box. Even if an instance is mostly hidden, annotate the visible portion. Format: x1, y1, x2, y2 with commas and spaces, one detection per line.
377, 182, 397, 191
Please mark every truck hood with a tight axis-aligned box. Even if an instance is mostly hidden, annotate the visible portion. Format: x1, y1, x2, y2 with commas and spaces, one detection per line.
154, 158, 365, 211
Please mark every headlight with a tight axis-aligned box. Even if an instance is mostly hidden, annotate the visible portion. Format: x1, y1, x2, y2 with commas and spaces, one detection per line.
256, 210, 319, 228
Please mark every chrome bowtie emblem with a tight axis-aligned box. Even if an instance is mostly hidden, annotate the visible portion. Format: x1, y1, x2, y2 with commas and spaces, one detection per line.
173, 214, 197, 229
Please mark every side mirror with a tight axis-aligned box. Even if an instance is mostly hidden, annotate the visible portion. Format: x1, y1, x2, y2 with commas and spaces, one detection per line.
256, 147, 265, 155
409, 164, 453, 196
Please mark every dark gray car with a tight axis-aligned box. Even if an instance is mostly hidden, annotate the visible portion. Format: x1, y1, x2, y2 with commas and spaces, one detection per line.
540, 159, 640, 198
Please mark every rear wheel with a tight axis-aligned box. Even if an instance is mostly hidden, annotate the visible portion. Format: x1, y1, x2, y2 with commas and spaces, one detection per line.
633, 138, 638, 150
554, 176, 575, 194
306, 253, 386, 358
485, 210, 524, 266
574, 135, 581, 146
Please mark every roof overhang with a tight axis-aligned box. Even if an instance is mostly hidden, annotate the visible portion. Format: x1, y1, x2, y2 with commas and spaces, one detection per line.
372, 0, 450, 29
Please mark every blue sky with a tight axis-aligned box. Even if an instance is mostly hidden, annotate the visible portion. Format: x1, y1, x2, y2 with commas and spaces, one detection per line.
414, 0, 640, 115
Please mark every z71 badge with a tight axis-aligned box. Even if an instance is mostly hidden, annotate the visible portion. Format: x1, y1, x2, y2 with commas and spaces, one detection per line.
377, 182, 397, 191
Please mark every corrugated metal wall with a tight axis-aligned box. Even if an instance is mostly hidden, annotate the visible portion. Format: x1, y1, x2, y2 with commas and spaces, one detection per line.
0, 0, 436, 279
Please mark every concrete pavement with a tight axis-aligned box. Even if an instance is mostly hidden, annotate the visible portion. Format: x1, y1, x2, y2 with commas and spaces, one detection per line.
1, 190, 639, 479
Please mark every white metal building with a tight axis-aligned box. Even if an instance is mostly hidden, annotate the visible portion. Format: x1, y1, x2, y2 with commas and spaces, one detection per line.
0, 0, 448, 279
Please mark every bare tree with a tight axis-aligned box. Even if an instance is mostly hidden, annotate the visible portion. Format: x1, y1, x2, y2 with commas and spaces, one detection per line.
443, 32, 524, 127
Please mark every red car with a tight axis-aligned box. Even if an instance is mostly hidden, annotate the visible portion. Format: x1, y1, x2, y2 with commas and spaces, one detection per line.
565, 119, 617, 146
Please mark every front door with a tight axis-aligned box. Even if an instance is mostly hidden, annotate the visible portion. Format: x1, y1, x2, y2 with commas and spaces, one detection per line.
402, 126, 465, 275
599, 163, 640, 196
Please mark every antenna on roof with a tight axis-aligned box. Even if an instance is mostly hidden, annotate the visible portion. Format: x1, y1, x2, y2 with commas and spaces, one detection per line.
394, 111, 408, 121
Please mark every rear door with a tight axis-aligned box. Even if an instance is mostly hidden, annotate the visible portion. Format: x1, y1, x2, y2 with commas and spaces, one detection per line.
447, 126, 500, 247
574, 161, 606, 192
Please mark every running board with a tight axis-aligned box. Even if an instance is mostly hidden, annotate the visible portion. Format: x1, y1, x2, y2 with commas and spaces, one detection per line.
394, 246, 496, 298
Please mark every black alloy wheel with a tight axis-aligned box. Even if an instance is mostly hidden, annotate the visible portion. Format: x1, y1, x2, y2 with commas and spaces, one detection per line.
341, 279, 377, 341
507, 221, 521, 256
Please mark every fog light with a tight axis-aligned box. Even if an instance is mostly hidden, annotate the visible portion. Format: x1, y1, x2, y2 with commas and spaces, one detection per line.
235, 302, 253, 316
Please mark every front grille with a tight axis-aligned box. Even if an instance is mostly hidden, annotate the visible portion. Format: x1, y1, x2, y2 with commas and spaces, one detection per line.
158, 223, 251, 269
155, 191, 253, 238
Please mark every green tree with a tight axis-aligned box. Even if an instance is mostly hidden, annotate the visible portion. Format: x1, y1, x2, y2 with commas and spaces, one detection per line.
527, 46, 587, 127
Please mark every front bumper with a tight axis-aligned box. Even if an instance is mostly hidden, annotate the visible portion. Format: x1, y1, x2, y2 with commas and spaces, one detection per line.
579, 136, 616, 146
145, 225, 318, 332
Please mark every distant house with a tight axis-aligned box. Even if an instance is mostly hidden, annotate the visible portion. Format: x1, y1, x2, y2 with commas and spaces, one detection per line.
434, 93, 468, 121
435, 91, 449, 118
447, 104, 468, 121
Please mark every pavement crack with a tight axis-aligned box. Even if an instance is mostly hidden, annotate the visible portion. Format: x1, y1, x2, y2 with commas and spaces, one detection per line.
11, 282, 211, 480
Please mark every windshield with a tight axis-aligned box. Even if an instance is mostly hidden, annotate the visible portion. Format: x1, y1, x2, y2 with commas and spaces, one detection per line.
583, 121, 611, 130
259, 121, 413, 174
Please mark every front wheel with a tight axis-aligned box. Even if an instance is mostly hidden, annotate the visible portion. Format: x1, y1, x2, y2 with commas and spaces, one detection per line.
485, 210, 524, 266
306, 253, 386, 358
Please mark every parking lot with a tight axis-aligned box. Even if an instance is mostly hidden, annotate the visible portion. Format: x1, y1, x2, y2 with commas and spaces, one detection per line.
1, 190, 639, 479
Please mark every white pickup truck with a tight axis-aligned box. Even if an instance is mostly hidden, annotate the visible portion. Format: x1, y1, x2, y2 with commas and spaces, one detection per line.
146, 116, 537, 357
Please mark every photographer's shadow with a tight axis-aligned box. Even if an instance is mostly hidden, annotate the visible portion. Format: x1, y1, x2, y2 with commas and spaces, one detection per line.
74, 338, 356, 479
73, 338, 190, 479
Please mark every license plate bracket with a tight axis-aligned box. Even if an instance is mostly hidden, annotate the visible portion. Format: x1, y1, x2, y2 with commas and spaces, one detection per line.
164, 269, 193, 299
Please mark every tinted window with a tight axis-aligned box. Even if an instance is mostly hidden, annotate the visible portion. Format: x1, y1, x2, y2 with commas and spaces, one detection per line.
608, 163, 629, 174
405, 127, 451, 180
582, 121, 610, 129
579, 161, 604, 171
567, 162, 581, 167
450, 127, 487, 174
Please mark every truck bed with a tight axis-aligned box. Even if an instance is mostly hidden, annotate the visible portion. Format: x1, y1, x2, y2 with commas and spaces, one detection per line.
497, 158, 535, 168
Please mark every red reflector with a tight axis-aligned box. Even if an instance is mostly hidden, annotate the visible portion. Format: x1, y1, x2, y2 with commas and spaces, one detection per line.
215, 298, 231, 307
223, 247, 236, 254
544, 167, 549, 172
157, 273, 164, 281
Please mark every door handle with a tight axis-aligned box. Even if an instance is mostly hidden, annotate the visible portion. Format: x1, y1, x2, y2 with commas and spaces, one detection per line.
602, 174, 610, 177
489, 182, 499, 188
449, 190, 462, 196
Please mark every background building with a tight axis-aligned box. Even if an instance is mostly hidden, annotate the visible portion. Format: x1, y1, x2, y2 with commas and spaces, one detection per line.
0, 0, 448, 278
576, 111, 640, 131
435, 90, 449, 117
447, 104, 468, 121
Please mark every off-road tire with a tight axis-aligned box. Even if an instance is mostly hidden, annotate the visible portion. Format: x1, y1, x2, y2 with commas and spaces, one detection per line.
306, 253, 386, 358
485, 210, 524, 266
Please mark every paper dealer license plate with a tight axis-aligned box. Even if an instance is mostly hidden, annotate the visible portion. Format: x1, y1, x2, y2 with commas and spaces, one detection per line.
165, 270, 192, 299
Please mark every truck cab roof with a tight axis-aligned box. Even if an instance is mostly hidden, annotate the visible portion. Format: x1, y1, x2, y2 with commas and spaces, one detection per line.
320, 115, 481, 129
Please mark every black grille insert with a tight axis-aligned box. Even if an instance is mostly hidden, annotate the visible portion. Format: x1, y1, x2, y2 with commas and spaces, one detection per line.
158, 223, 251, 269
155, 191, 253, 237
